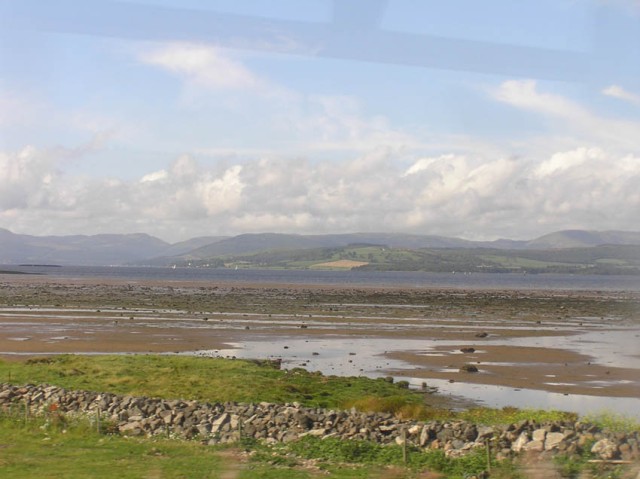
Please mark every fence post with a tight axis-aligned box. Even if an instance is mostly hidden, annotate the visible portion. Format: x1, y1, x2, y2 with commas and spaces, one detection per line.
485, 438, 491, 472
402, 427, 407, 464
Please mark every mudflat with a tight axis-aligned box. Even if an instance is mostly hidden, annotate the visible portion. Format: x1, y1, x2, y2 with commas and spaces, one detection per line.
0, 274, 638, 401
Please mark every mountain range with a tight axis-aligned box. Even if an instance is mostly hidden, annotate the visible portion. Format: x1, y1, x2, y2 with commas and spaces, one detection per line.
1, 228, 639, 270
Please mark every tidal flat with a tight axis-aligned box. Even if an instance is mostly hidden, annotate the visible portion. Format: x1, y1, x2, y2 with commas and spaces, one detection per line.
1, 274, 638, 416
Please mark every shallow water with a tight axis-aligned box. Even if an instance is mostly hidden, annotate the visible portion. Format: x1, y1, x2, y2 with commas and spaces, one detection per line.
197, 335, 640, 419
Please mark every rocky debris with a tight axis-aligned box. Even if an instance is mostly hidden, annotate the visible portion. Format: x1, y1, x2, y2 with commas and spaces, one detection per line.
0, 383, 638, 463
459, 364, 479, 373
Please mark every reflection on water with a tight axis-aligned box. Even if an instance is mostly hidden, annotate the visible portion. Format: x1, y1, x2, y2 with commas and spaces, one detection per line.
198, 336, 640, 419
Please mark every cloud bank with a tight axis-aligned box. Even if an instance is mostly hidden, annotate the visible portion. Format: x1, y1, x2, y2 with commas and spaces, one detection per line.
1, 141, 638, 242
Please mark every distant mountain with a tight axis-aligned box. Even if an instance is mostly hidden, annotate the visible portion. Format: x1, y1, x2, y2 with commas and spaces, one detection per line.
525, 230, 640, 249
153, 232, 525, 265
157, 236, 228, 257
148, 231, 640, 266
1, 228, 639, 268
0, 228, 169, 266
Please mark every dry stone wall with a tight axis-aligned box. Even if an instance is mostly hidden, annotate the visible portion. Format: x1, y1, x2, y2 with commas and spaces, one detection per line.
1, 383, 638, 462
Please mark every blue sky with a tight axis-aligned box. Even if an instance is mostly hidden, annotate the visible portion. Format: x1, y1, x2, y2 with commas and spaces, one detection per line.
1, 0, 639, 242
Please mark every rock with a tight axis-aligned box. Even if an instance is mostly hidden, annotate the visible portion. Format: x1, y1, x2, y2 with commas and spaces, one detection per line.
511, 432, 530, 452
544, 432, 565, 450
476, 426, 494, 441
451, 439, 466, 450
0, 383, 632, 462
475, 332, 488, 338
119, 421, 143, 436
430, 439, 442, 449
532, 428, 546, 442
0, 389, 14, 400
211, 413, 230, 434
419, 426, 432, 447
522, 439, 544, 452
591, 438, 619, 460
462, 424, 478, 441
460, 347, 476, 353
459, 364, 479, 373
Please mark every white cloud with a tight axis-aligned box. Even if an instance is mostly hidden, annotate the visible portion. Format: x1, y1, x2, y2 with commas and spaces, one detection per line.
140, 169, 168, 183
2, 143, 639, 242
198, 165, 245, 216
2, 79, 639, 242
273, 94, 420, 153
602, 84, 640, 106
534, 147, 600, 178
140, 42, 263, 91
494, 80, 582, 118
494, 80, 640, 151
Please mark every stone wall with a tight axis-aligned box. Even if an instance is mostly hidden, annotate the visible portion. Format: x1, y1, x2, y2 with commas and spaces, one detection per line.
0, 383, 637, 462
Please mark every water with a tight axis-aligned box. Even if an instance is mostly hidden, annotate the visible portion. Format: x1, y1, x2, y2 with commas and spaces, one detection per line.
4, 265, 640, 291
201, 336, 640, 418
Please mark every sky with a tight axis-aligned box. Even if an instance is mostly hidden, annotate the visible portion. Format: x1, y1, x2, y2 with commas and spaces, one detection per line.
1, 0, 639, 243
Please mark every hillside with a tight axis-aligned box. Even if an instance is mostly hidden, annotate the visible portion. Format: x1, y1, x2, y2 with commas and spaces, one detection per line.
0, 229, 170, 266
1, 228, 639, 269
166, 243, 640, 275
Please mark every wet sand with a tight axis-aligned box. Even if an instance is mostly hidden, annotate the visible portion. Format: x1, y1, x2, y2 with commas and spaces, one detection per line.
1, 274, 638, 405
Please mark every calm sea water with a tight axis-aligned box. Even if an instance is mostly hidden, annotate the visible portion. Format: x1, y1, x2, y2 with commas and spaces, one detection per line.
4, 265, 640, 291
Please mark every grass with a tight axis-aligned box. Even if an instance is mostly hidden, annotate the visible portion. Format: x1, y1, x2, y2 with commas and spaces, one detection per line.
0, 411, 506, 479
581, 412, 640, 433
0, 355, 429, 412
456, 406, 578, 425
0, 355, 585, 426
247, 435, 522, 479
1, 354, 637, 478
0, 413, 223, 479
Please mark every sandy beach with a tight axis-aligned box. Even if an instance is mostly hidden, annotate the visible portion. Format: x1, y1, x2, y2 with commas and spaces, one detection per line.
1, 274, 638, 407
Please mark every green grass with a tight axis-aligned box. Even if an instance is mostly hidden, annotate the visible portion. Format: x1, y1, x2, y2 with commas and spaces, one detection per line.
2, 354, 636, 479
248, 435, 521, 479
0, 355, 428, 412
0, 355, 594, 427
0, 412, 505, 479
0, 413, 223, 478
456, 406, 578, 425
581, 412, 640, 433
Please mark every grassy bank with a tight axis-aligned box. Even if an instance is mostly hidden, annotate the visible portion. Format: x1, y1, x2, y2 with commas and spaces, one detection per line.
1, 354, 636, 478
0, 354, 427, 413
0, 354, 577, 424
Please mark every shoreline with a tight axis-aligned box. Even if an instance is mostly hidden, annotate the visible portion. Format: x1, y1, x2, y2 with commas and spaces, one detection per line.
1, 275, 638, 413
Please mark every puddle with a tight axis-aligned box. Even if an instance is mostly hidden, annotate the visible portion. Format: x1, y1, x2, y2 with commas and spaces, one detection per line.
192, 336, 640, 419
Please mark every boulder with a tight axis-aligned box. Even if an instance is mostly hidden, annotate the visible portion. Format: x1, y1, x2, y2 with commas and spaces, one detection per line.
591, 438, 619, 460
